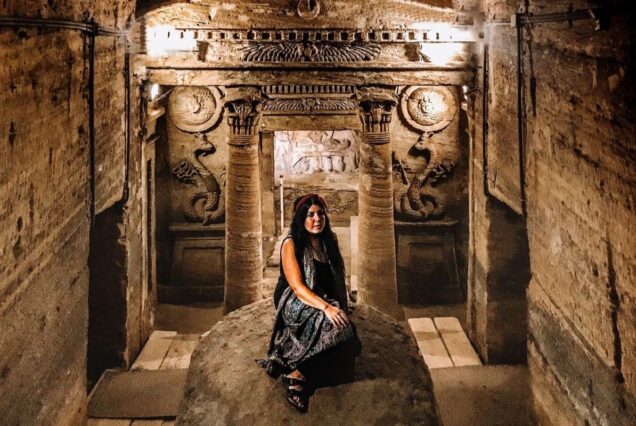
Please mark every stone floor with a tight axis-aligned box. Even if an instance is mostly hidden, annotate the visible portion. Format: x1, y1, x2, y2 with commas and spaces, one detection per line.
89, 229, 532, 426
90, 301, 534, 425
431, 365, 532, 426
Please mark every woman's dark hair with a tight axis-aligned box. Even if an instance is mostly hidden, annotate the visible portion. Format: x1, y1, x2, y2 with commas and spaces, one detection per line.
289, 194, 344, 273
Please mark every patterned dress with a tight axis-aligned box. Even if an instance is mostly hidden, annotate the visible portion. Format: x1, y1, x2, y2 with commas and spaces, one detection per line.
261, 239, 356, 373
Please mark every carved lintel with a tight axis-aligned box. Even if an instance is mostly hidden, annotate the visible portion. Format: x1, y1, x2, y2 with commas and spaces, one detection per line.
357, 89, 398, 134
224, 89, 261, 136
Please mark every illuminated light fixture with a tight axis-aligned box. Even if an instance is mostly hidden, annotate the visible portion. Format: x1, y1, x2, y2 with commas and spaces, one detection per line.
146, 25, 197, 58
149, 83, 160, 101
419, 42, 462, 66
462, 84, 478, 96
410, 21, 473, 42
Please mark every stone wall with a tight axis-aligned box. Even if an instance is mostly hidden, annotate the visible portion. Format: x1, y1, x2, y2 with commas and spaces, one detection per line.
523, 2, 635, 423
467, 0, 635, 423
0, 1, 135, 423
465, 0, 531, 364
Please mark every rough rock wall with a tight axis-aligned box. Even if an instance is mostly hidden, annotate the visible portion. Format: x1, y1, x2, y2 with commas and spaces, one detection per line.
0, 1, 135, 423
468, 0, 635, 423
94, 36, 127, 212
522, 2, 635, 423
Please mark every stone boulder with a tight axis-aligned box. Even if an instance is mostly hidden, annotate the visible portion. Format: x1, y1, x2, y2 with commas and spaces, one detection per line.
177, 300, 438, 425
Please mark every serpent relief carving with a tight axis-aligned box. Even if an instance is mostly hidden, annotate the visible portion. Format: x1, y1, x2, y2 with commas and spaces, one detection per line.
394, 86, 460, 221
393, 134, 460, 220
171, 134, 225, 224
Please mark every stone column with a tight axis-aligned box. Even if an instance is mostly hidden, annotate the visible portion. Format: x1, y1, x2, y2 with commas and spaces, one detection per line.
357, 90, 402, 319
223, 90, 263, 313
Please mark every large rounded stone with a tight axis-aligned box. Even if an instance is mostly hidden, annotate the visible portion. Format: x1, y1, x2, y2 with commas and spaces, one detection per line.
177, 300, 438, 425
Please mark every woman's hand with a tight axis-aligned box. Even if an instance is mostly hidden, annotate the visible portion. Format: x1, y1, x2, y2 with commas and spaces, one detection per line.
323, 305, 349, 329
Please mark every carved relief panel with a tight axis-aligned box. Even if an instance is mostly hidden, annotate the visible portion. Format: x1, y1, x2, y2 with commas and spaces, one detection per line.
393, 85, 462, 221
274, 130, 359, 175
165, 86, 227, 225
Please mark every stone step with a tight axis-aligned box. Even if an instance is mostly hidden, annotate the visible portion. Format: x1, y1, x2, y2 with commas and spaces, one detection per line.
408, 318, 454, 369
433, 317, 481, 367
131, 331, 177, 371
159, 334, 199, 370
407, 317, 481, 369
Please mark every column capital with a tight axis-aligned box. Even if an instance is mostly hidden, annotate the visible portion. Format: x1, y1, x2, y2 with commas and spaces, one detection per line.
224, 88, 262, 136
357, 88, 398, 134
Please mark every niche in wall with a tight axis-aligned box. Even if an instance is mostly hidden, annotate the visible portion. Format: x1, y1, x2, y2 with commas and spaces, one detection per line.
274, 130, 359, 227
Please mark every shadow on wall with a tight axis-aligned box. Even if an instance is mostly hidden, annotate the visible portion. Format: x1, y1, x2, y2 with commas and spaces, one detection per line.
88, 203, 128, 390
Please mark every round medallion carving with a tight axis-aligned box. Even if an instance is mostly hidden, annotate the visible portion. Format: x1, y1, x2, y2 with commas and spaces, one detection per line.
168, 86, 223, 132
297, 0, 321, 20
400, 86, 457, 133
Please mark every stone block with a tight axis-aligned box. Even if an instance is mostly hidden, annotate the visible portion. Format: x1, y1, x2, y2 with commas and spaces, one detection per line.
161, 223, 225, 303
395, 220, 462, 305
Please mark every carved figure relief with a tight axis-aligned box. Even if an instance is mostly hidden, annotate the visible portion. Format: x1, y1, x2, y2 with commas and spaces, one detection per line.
241, 42, 380, 62
400, 86, 457, 136
168, 86, 223, 133
171, 134, 225, 224
275, 131, 358, 175
394, 86, 460, 221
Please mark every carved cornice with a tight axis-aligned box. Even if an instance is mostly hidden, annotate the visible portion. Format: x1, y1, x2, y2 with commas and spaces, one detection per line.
263, 84, 355, 97
164, 28, 474, 44
241, 42, 381, 62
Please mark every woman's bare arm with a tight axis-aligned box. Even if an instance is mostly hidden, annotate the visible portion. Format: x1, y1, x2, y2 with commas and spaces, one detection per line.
281, 239, 349, 327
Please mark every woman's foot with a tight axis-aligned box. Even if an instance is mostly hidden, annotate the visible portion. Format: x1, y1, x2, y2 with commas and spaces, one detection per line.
282, 371, 309, 413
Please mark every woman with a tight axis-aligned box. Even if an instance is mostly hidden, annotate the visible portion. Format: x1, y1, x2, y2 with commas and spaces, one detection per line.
259, 193, 359, 413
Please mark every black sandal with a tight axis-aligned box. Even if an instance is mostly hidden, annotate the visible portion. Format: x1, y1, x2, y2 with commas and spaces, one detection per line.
282, 375, 309, 413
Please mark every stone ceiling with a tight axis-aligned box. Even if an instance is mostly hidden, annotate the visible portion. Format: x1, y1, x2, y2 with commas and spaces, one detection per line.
138, 0, 457, 27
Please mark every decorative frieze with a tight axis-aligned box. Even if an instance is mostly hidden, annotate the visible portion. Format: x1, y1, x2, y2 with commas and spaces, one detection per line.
262, 98, 357, 113
263, 84, 355, 96
241, 42, 381, 62
165, 28, 474, 44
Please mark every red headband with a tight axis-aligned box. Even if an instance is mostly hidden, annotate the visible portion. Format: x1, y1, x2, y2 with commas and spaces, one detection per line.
293, 193, 328, 213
